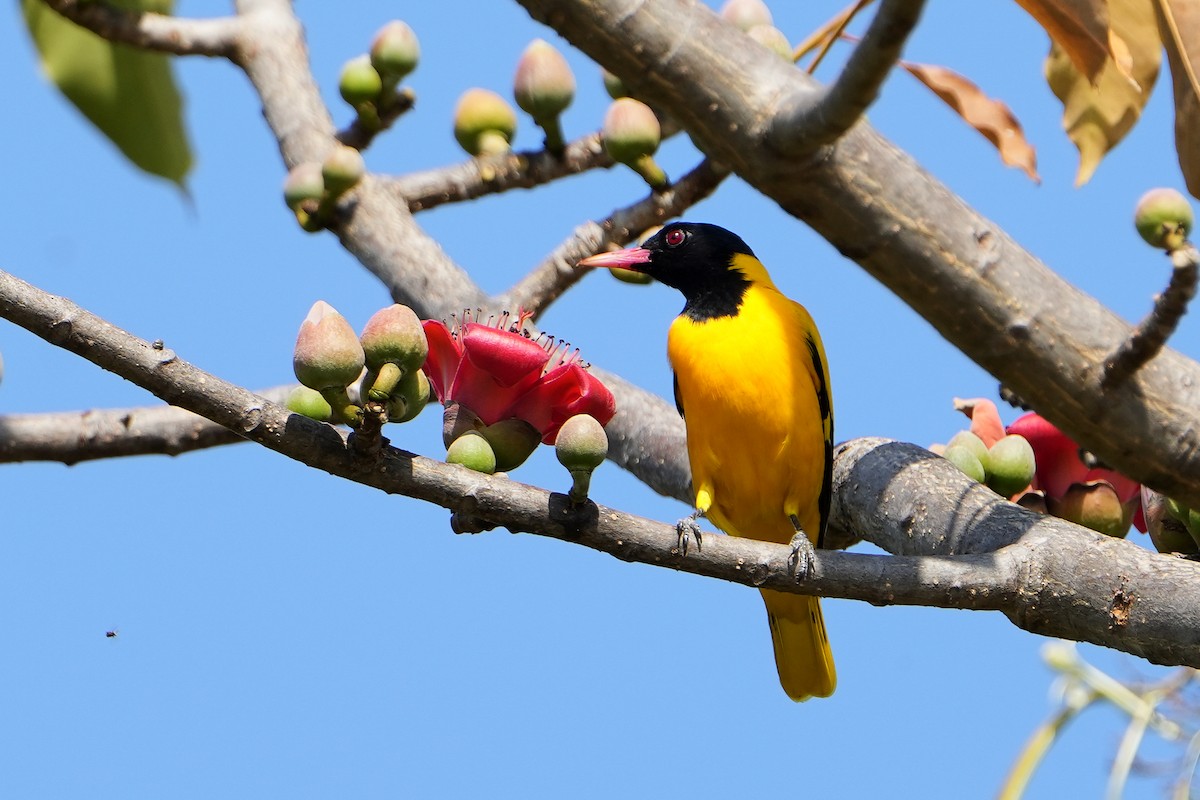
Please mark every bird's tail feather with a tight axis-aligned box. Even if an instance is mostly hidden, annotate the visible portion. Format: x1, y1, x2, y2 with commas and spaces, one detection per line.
761, 588, 836, 701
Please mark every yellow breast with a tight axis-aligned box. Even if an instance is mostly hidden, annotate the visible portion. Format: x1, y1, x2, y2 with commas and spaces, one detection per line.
667, 266, 830, 545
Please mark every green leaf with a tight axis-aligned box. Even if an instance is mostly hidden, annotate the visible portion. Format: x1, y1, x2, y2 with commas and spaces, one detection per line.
22, 0, 192, 187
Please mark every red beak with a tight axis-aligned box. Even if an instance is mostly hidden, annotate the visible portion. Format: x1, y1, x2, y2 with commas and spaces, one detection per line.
576, 246, 653, 271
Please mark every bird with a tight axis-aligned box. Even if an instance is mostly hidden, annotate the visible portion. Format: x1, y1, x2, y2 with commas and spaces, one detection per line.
578, 222, 835, 701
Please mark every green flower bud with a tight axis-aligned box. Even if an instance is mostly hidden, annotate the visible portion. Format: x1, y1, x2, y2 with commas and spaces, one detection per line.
454, 88, 517, 156
1143, 489, 1200, 554
480, 418, 542, 472
1134, 188, 1193, 250
720, 0, 773, 31
601, 68, 627, 100
946, 429, 989, 466
1187, 507, 1200, 548
283, 162, 325, 211
447, 430, 497, 474
943, 444, 986, 484
293, 300, 366, 392
1048, 481, 1129, 537
322, 145, 366, 198
514, 39, 575, 118
983, 433, 1036, 498
747, 24, 792, 60
360, 304, 428, 374
1166, 495, 1189, 521
370, 21, 420, 82
602, 98, 666, 188
339, 54, 384, 110
387, 368, 430, 423
285, 385, 333, 422
555, 413, 609, 502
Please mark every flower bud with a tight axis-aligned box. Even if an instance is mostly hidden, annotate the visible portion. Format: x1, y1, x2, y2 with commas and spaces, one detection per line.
339, 54, 384, 110
361, 304, 428, 373
454, 88, 517, 156
285, 385, 333, 422
1048, 481, 1129, 537
747, 24, 792, 60
1134, 188, 1193, 250
447, 430, 497, 474
293, 300, 366, 392
942, 444, 985, 484
322, 145, 365, 198
601, 68, 627, 100
480, 418, 542, 472
370, 21, 420, 82
556, 413, 609, 502
983, 433, 1036, 498
283, 162, 325, 211
720, 0, 773, 31
514, 39, 575, 121
602, 98, 667, 188
1142, 487, 1200, 554
946, 429, 989, 466
387, 368, 430, 423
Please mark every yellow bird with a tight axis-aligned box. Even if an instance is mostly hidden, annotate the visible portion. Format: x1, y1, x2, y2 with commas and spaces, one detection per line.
579, 222, 835, 701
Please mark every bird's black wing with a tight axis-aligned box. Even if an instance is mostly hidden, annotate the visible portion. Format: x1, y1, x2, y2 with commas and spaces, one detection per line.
673, 372, 685, 419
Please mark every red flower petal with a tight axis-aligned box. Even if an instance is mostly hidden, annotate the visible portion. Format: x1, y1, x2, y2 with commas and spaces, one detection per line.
505, 363, 617, 443
447, 323, 552, 424
421, 320, 462, 404
956, 397, 1006, 448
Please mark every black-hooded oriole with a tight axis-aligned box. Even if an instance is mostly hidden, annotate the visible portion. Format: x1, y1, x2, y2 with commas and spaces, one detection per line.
579, 222, 835, 701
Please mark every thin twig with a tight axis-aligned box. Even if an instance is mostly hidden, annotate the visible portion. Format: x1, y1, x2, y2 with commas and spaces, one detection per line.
382, 133, 612, 213
336, 88, 417, 151
1103, 244, 1199, 389
502, 158, 730, 316
36, 0, 242, 57
768, 0, 927, 153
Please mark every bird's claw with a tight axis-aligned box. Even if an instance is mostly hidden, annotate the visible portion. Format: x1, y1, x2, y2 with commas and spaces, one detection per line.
788, 530, 816, 583
675, 511, 703, 556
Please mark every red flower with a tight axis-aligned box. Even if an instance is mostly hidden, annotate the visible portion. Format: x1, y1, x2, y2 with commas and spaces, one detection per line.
422, 312, 616, 444
1006, 412, 1145, 534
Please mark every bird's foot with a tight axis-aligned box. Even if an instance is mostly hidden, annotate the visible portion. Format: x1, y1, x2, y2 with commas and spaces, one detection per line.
788, 515, 816, 582
674, 511, 704, 556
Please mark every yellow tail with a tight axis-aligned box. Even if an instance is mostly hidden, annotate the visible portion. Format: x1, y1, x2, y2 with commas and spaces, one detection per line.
761, 589, 836, 701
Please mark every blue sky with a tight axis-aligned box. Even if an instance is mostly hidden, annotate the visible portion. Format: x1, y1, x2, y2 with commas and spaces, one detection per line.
1, 2, 1194, 797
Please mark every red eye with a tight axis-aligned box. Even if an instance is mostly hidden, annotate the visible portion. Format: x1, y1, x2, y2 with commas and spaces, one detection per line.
664, 228, 686, 247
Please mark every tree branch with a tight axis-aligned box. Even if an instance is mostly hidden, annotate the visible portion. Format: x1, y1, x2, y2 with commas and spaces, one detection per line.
3, 266, 1198, 667
36, 0, 241, 57
1102, 244, 1200, 388
384, 133, 613, 213
769, 0, 927, 152
0, 386, 291, 464
503, 158, 729, 316
518, 0, 1200, 509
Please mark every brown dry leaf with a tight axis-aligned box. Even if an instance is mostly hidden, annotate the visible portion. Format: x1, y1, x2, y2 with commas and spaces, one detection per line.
1015, 0, 1113, 81
1154, 0, 1200, 198
903, 62, 1040, 182
1045, 0, 1161, 185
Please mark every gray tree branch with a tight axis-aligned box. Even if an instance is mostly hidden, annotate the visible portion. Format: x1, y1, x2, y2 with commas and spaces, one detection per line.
2, 265, 1196, 668
769, 0, 927, 152
37, 0, 241, 57
517, 0, 1200, 509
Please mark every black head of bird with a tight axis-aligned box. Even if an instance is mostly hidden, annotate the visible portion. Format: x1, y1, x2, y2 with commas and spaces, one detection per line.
577, 222, 755, 320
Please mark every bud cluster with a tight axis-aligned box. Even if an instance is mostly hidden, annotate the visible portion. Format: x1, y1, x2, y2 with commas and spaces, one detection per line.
290, 300, 429, 428
283, 145, 366, 232
941, 429, 1036, 499
339, 20, 421, 132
